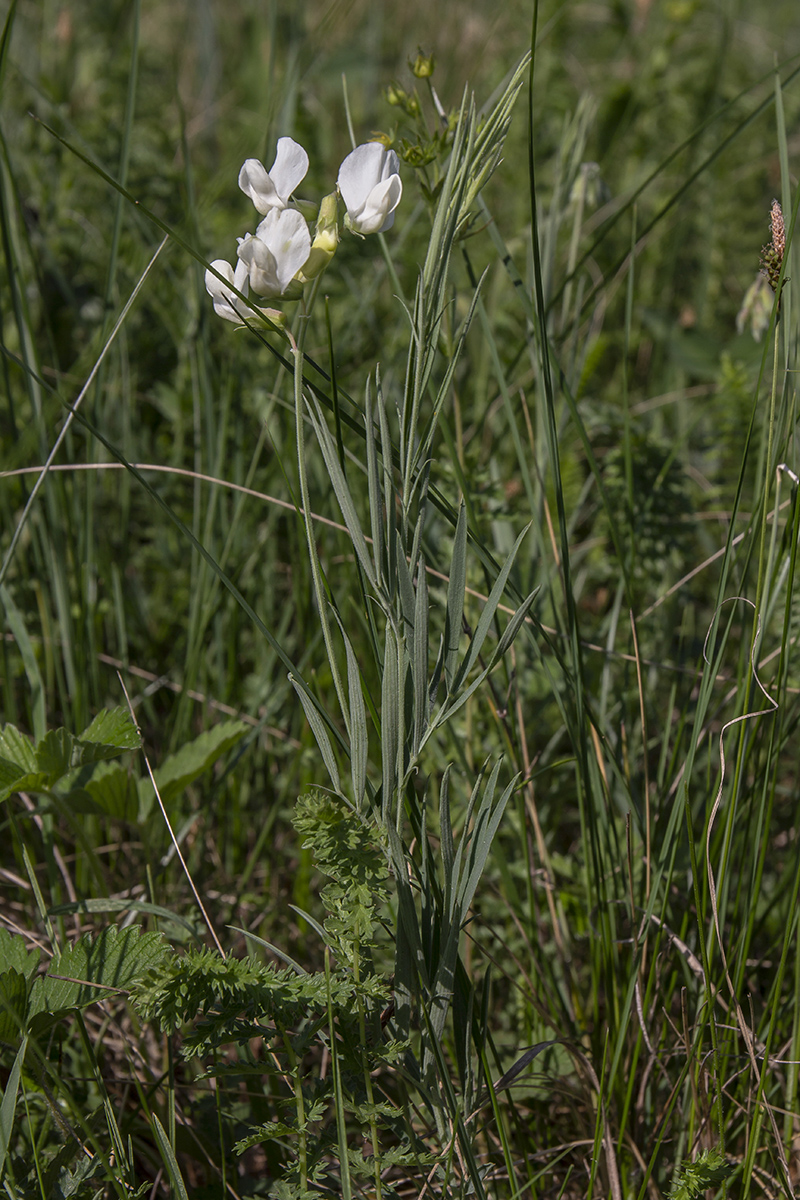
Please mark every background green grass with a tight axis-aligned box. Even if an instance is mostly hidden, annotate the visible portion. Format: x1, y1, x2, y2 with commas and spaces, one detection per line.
2, 0, 800, 1196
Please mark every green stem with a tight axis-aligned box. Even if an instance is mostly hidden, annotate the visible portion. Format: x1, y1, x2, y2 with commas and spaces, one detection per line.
353, 949, 383, 1200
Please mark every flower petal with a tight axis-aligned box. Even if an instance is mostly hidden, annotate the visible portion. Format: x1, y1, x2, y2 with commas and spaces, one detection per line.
205, 259, 235, 297
257, 208, 312, 294
337, 143, 386, 217
205, 259, 244, 323
269, 137, 309, 204
238, 159, 283, 215
350, 174, 403, 234
237, 232, 280, 297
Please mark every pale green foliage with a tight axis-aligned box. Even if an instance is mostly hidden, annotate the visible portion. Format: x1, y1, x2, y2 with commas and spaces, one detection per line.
668, 1148, 735, 1199
293, 791, 389, 960
0, 707, 141, 803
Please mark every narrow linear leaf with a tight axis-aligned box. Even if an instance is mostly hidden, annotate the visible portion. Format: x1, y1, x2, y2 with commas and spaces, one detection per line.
152, 1115, 190, 1200
453, 523, 531, 690
381, 625, 399, 824
445, 502, 468, 691
413, 559, 429, 753
0, 1034, 26, 1168
439, 766, 454, 917
0, 586, 45, 741
343, 632, 368, 808
307, 399, 378, 591
290, 675, 341, 794
457, 775, 518, 916
365, 377, 385, 588
396, 530, 416, 627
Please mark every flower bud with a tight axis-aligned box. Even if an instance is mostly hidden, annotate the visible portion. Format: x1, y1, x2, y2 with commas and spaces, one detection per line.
410, 50, 435, 78
299, 192, 340, 283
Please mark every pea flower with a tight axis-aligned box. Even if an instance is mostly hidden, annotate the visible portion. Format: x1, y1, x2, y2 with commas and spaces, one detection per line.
204, 258, 285, 328
236, 207, 312, 300
238, 137, 309, 214
337, 142, 402, 235
204, 257, 251, 324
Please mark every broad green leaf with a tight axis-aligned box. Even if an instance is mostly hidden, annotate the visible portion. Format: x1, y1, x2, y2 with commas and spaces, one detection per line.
28, 926, 170, 1022
0, 763, 49, 804
35, 728, 75, 782
78, 707, 142, 756
0, 724, 36, 774
0, 969, 29, 1046
79, 761, 137, 820
0, 928, 40, 982
137, 719, 248, 819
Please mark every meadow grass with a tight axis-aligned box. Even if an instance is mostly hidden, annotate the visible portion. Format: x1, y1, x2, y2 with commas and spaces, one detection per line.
1, 0, 800, 1196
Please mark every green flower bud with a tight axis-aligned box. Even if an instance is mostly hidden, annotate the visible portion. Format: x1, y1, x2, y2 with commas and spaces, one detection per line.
299, 192, 340, 283
410, 50, 435, 78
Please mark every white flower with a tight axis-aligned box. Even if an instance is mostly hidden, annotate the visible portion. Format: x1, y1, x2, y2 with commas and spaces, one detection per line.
337, 142, 402, 235
204, 257, 251, 324
238, 138, 309, 214
236, 207, 311, 299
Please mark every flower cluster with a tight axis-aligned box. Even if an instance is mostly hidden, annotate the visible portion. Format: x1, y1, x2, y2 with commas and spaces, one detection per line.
759, 198, 785, 293
205, 137, 402, 326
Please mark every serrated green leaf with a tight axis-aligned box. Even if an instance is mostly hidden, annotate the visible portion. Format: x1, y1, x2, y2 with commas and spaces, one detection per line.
137, 719, 248, 818
81, 761, 137, 820
0, 969, 30, 1046
0, 764, 50, 803
78, 707, 141, 753
234, 1122, 295, 1154
28, 926, 169, 1022
0, 724, 36, 774
51, 1152, 106, 1198
35, 728, 75, 783
0, 929, 40, 981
